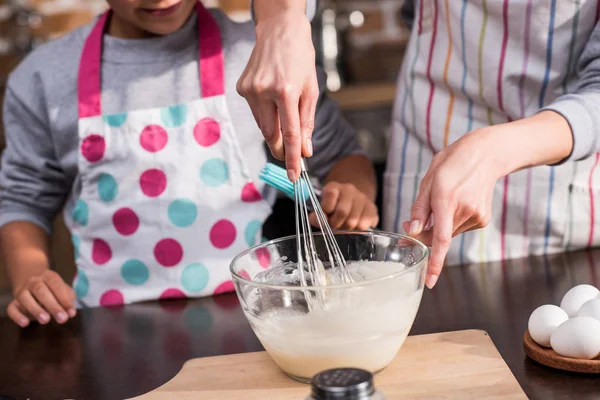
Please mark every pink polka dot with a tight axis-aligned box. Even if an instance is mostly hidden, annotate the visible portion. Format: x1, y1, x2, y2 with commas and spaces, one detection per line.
194, 118, 221, 147
140, 124, 168, 152
241, 183, 263, 202
140, 169, 167, 197
100, 289, 124, 307
256, 248, 271, 268
154, 238, 183, 267
92, 239, 112, 265
81, 134, 105, 163
112, 208, 139, 236
214, 280, 235, 295
160, 288, 187, 300
209, 220, 236, 249
239, 270, 251, 280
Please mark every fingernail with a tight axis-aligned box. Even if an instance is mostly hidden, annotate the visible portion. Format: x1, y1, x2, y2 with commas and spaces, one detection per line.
19, 318, 29, 328
426, 274, 439, 289
68, 308, 76, 318
39, 313, 50, 324
409, 220, 421, 236
56, 312, 67, 323
287, 169, 297, 182
306, 139, 313, 157
425, 215, 434, 230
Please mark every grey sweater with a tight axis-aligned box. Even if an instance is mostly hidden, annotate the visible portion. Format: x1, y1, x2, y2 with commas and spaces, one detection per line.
0, 9, 360, 234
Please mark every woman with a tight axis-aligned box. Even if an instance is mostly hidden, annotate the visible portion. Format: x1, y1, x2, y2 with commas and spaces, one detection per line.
238, 0, 600, 288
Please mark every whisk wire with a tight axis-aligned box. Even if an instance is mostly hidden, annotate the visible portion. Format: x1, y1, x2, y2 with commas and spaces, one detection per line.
294, 158, 353, 287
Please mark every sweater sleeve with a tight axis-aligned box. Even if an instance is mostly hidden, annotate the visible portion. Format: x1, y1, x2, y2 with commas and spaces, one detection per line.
0, 78, 69, 233
543, 20, 600, 163
249, 0, 318, 22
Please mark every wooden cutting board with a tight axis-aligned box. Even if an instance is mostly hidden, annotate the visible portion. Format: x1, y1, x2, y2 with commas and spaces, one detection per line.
131, 330, 526, 400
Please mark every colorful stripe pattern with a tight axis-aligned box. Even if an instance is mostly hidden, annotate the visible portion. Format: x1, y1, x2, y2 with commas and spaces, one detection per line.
424, 0, 440, 152
393, 0, 426, 233
541, 0, 558, 254
520, 0, 534, 254
390, 0, 598, 265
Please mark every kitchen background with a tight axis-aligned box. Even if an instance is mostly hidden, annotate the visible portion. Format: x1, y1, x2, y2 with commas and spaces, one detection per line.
0, 0, 409, 303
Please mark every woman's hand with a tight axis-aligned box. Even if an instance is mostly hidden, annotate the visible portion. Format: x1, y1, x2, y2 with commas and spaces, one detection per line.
403, 130, 505, 289
404, 111, 573, 289
310, 182, 379, 230
237, 3, 318, 182
7, 270, 76, 327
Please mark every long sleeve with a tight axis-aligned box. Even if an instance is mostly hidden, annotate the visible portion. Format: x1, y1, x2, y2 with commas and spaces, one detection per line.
544, 21, 600, 162
0, 79, 69, 233
249, 0, 318, 22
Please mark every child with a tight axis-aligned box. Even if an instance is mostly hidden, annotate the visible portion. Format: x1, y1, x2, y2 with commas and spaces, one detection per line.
0, 0, 378, 327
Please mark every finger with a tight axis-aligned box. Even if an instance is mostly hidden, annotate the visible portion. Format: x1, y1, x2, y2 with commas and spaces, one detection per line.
344, 199, 367, 230
329, 192, 354, 229
409, 183, 432, 236
309, 212, 319, 228
7, 301, 30, 328
426, 201, 455, 289
246, 95, 262, 131
299, 78, 318, 158
30, 281, 68, 324
357, 203, 379, 230
259, 100, 284, 160
276, 93, 302, 181
320, 186, 341, 215
18, 290, 50, 324
44, 271, 77, 318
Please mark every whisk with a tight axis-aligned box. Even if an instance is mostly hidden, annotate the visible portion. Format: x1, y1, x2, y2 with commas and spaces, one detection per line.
294, 158, 354, 287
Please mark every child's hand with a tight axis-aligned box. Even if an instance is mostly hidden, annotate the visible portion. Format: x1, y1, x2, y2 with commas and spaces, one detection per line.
7, 270, 76, 328
310, 182, 379, 230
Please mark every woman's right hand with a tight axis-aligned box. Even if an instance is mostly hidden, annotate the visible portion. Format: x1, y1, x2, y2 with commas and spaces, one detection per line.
237, 2, 318, 182
7, 270, 76, 327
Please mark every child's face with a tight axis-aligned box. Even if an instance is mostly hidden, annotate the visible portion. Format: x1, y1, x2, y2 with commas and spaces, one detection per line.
107, 0, 197, 38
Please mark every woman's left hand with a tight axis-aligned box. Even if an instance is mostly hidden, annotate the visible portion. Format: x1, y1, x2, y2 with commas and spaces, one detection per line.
310, 182, 379, 230
403, 129, 506, 289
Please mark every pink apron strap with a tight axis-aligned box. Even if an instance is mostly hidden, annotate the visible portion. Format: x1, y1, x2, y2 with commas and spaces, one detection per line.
77, 11, 108, 118
77, 1, 225, 119
196, 1, 225, 98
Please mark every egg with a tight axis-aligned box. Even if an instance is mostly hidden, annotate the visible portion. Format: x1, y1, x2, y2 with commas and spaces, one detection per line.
559, 284, 599, 317
550, 317, 600, 359
577, 298, 600, 320
528, 305, 569, 347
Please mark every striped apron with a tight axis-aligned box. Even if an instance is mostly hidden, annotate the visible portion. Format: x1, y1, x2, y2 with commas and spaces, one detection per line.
384, 0, 600, 265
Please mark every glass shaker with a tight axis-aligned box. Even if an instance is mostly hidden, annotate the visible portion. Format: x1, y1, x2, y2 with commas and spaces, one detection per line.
306, 368, 387, 400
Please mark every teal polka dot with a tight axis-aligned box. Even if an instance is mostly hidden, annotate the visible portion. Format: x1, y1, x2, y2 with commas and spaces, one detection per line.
168, 199, 197, 227
74, 269, 89, 298
200, 158, 229, 187
104, 113, 127, 127
244, 220, 262, 247
121, 259, 150, 286
72, 235, 80, 260
72, 200, 89, 226
181, 263, 210, 293
161, 104, 187, 127
98, 173, 118, 202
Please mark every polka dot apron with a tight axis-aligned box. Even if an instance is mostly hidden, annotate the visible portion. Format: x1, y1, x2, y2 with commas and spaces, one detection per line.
65, 2, 271, 307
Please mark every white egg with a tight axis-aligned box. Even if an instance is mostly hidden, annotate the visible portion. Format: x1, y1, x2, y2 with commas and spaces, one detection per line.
560, 284, 599, 317
528, 305, 569, 347
577, 298, 600, 320
550, 317, 600, 359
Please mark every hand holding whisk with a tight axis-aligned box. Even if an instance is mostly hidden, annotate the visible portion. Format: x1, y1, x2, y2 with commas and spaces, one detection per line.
294, 158, 354, 287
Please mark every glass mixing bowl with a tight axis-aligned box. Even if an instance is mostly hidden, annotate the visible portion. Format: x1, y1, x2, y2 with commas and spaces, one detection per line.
230, 231, 428, 383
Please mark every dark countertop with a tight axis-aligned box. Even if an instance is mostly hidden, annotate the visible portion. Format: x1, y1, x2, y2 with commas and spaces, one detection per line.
2, 248, 600, 399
